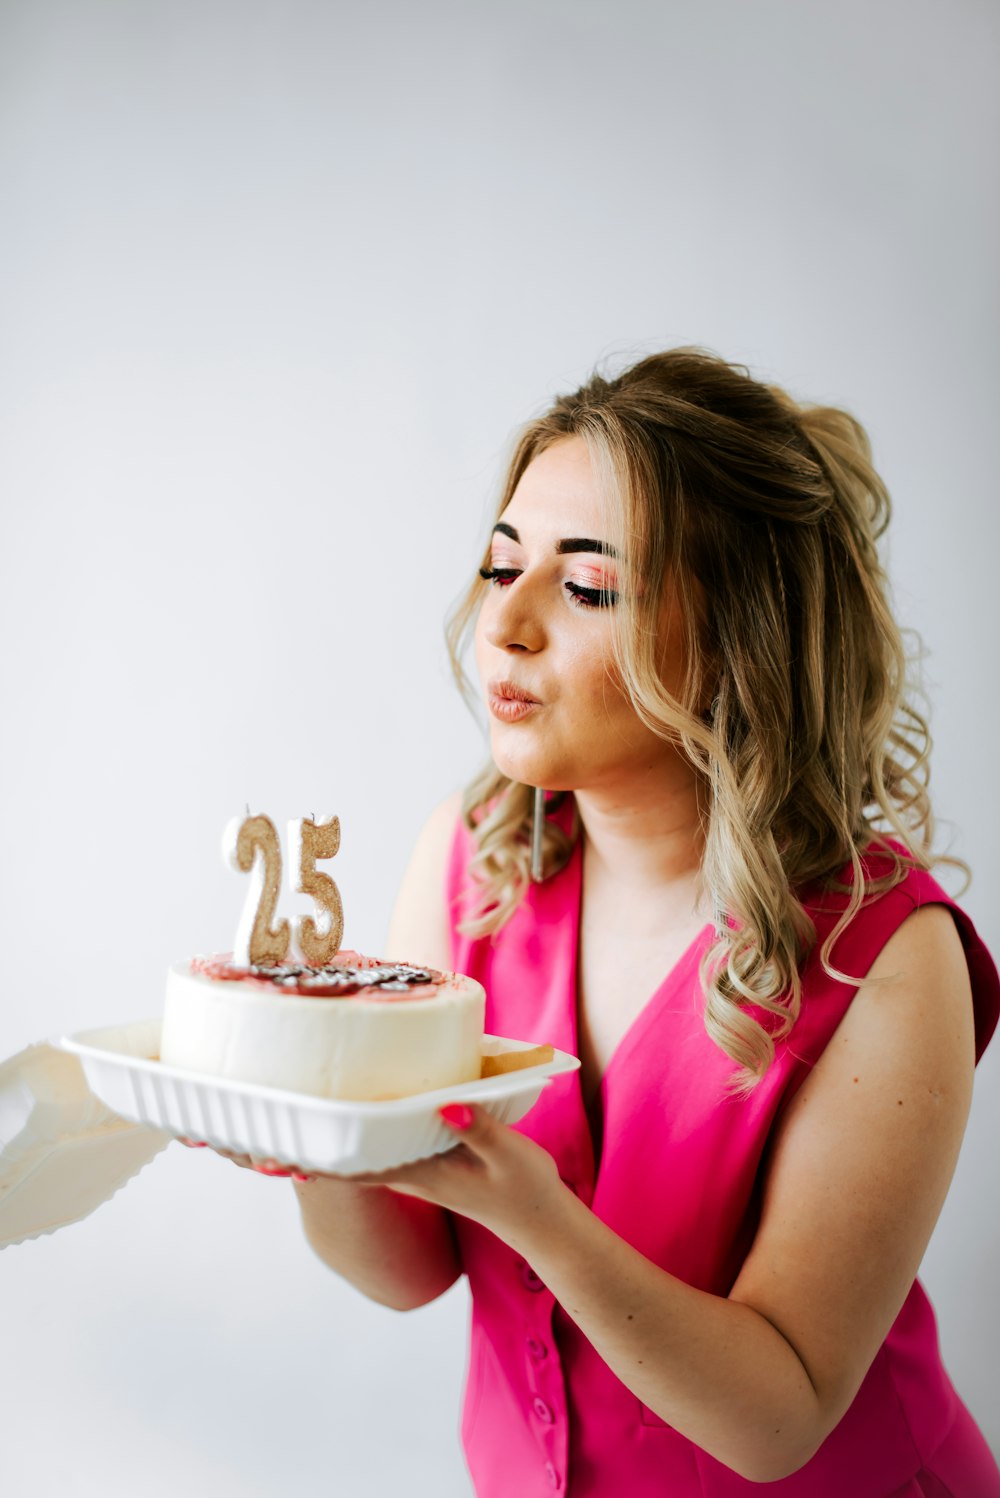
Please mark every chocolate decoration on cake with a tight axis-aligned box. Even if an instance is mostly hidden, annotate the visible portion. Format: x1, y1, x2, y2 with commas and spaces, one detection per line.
191, 952, 444, 999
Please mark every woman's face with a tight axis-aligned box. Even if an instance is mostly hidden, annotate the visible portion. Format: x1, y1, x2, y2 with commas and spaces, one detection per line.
473, 435, 689, 793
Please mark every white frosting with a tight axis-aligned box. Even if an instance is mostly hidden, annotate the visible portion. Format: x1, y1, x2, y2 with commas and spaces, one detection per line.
160, 960, 486, 1101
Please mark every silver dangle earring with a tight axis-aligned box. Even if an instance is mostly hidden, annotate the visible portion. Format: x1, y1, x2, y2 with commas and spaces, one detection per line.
530, 785, 546, 882
707, 696, 726, 935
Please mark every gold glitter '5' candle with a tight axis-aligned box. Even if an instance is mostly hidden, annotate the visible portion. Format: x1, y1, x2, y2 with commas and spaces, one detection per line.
286, 814, 344, 964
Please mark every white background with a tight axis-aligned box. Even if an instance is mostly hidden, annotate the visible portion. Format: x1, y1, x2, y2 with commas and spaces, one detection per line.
1, 2, 997, 1493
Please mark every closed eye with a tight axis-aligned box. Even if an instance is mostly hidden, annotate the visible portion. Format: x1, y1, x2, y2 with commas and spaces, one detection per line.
562, 581, 616, 611
479, 566, 520, 584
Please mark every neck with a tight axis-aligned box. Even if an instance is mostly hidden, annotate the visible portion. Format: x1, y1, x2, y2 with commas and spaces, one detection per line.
571, 756, 709, 908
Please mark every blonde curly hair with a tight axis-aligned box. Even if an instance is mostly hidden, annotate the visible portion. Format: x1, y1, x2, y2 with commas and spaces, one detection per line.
444, 347, 965, 1091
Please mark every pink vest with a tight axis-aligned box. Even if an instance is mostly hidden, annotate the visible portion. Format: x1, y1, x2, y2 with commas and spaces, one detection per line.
445, 802, 1000, 1497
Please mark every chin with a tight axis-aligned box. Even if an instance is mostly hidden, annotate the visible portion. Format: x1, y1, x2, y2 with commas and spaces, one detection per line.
490, 740, 544, 787
490, 747, 573, 793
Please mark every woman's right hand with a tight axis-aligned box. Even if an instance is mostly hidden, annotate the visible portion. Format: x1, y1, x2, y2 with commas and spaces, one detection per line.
177, 1136, 314, 1182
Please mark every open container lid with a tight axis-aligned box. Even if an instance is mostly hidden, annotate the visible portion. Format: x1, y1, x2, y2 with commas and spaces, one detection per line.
0, 1036, 170, 1250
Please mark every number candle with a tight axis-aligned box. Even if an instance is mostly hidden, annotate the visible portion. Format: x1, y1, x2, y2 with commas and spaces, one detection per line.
287, 814, 344, 964
223, 813, 291, 967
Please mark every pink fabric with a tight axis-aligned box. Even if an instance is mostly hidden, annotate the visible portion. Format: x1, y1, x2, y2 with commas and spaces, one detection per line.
445, 799, 1000, 1497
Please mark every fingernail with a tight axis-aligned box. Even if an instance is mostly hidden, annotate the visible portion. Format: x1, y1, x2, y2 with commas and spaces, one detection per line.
291, 1171, 314, 1182
439, 1103, 474, 1130
254, 1163, 292, 1176
179, 1138, 207, 1148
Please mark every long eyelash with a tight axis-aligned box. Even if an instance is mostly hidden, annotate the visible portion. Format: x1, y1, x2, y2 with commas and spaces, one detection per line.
478, 566, 519, 584
565, 582, 618, 609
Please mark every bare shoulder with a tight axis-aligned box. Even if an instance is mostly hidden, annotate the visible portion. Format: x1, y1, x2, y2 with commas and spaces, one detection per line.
767, 901, 974, 1162
828, 900, 974, 1076
385, 789, 465, 971
864, 897, 972, 998
728, 901, 975, 1440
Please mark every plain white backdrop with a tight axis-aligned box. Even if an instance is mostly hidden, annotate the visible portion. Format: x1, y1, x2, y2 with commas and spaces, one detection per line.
1, 2, 997, 1493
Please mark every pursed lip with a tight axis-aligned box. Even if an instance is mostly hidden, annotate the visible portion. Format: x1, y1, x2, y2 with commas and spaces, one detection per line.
488, 680, 541, 725
488, 677, 542, 705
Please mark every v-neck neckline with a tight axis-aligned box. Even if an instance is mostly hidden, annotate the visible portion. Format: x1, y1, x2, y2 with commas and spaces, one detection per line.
564, 832, 713, 1184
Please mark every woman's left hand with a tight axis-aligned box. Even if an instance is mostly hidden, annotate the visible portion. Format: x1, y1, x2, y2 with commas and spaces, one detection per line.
343, 1102, 566, 1247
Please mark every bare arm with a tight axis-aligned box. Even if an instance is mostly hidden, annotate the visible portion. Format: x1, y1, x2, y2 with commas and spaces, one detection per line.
508, 903, 975, 1479
286, 825, 977, 1467
294, 789, 467, 1311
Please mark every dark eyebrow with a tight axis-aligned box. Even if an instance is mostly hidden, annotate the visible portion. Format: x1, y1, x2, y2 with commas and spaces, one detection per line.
492, 521, 619, 560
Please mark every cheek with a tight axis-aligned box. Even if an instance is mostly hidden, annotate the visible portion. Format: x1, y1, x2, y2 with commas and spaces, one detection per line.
472, 609, 488, 671
563, 637, 629, 714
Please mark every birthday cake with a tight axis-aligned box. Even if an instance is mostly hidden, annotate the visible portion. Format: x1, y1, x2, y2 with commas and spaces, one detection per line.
160, 950, 486, 1102
158, 811, 486, 1102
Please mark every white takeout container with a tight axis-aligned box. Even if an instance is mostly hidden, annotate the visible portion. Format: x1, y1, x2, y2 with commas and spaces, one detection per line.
56, 1020, 581, 1176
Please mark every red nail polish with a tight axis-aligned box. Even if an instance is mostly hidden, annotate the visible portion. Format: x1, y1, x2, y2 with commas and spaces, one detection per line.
439, 1103, 474, 1130
254, 1163, 292, 1176
179, 1138, 207, 1148
291, 1171, 313, 1182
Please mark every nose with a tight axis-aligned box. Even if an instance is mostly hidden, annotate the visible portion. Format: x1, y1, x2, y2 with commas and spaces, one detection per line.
482, 572, 547, 653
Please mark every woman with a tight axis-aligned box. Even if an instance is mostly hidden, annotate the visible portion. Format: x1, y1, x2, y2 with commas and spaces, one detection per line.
220, 349, 1000, 1494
